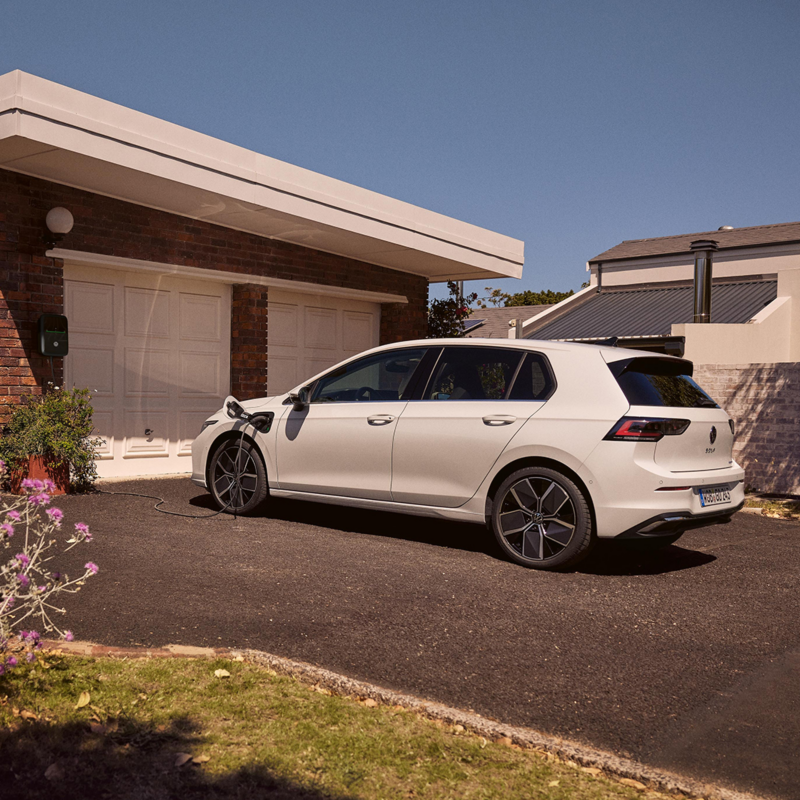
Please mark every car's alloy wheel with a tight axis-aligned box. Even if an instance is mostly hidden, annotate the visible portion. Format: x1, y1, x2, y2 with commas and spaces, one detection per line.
491, 467, 593, 570
209, 438, 268, 515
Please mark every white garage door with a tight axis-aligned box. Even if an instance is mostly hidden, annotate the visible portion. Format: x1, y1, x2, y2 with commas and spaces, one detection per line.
267, 290, 380, 395
64, 265, 231, 478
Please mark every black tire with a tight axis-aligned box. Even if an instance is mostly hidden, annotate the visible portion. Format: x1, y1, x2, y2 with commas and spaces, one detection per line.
619, 533, 683, 553
490, 467, 594, 570
208, 437, 268, 515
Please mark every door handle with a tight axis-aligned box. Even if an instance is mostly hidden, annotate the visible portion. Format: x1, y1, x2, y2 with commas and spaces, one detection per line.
367, 415, 395, 425
482, 415, 517, 426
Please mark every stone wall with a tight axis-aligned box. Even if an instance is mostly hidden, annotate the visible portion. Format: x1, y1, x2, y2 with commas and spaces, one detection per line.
694, 363, 800, 495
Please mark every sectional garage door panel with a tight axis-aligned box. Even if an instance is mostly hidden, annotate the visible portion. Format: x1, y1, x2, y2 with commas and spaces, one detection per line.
267, 290, 380, 396
64, 265, 230, 478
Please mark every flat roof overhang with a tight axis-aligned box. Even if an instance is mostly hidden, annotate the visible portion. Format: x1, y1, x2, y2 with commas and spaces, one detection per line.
0, 70, 523, 283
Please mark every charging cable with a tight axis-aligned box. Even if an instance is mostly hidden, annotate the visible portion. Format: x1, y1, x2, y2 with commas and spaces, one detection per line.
96, 488, 234, 519
96, 397, 273, 519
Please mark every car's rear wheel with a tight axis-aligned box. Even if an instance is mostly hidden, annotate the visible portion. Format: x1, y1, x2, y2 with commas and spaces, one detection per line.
209, 437, 268, 515
491, 467, 593, 570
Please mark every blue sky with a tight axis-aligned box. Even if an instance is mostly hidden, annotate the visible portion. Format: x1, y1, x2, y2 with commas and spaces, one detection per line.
3, 0, 799, 303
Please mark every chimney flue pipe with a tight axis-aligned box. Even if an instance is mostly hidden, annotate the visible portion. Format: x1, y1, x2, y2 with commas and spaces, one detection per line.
690, 239, 718, 324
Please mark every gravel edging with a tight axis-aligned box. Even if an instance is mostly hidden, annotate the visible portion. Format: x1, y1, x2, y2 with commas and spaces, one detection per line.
45, 640, 766, 800
242, 648, 766, 800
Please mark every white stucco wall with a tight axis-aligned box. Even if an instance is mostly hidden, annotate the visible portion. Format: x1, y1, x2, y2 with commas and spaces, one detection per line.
673, 268, 800, 365
589, 243, 800, 288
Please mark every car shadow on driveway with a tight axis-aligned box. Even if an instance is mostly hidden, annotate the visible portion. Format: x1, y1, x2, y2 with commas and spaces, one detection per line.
189, 492, 718, 576
580, 540, 716, 576
190, 492, 498, 556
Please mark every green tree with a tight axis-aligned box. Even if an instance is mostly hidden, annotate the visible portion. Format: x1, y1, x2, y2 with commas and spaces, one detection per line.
428, 281, 478, 338
475, 287, 575, 308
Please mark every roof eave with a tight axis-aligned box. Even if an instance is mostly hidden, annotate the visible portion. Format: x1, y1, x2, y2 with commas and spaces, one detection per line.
0, 70, 524, 282
590, 238, 800, 265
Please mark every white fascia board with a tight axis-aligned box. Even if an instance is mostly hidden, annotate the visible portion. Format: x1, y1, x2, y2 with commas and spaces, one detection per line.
519, 286, 595, 333
1, 70, 524, 279
746, 295, 789, 324
48, 248, 408, 304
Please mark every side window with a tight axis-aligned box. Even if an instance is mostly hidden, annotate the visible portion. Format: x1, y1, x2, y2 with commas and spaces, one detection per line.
310, 348, 427, 403
424, 347, 524, 401
508, 352, 556, 401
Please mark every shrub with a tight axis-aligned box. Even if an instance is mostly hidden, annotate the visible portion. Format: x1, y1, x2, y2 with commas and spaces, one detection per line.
428, 281, 478, 338
0, 387, 103, 490
0, 460, 96, 674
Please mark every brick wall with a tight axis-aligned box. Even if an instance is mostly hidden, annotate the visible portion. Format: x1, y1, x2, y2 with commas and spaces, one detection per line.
0, 170, 429, 420
694, 363, 800, 495
231, 285, 269, 400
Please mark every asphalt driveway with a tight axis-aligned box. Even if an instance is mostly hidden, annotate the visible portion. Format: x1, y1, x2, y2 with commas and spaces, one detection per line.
47, 477, 800, 799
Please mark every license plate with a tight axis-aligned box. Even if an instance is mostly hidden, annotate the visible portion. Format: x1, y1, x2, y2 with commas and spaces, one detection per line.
700, 485, 731, 507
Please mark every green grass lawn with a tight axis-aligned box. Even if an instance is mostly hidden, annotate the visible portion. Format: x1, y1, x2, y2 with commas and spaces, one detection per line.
0, 653, 671, 800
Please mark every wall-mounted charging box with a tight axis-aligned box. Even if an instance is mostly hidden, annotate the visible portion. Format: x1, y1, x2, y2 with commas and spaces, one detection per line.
38, 314, 69, 357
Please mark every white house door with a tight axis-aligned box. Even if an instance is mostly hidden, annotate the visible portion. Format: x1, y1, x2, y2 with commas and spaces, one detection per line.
63, 265, 231, 478
267, 289, 380, 396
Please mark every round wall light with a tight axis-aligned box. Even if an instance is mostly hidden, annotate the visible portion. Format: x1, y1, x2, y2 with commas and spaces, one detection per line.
44, 207, 74, 247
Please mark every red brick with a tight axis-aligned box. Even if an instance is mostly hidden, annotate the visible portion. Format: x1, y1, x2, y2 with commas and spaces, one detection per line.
0, 168, 428, 424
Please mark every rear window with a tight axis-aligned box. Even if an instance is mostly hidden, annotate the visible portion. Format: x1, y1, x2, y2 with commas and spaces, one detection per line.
608, 357, 718, 408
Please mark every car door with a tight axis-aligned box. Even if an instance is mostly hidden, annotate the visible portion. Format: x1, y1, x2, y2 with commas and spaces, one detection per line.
391, 346, 555, 507
275, 347, 427, 500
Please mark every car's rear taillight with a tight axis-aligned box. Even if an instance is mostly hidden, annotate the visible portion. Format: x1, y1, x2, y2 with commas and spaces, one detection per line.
604, 417, 690, 442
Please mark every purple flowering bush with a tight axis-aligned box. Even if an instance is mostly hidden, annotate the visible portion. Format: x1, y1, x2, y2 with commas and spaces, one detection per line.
0, 459, 96, 675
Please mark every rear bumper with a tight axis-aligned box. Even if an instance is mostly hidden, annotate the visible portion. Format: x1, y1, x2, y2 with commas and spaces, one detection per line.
578, 438, 746, 538
614, 500, 745, 540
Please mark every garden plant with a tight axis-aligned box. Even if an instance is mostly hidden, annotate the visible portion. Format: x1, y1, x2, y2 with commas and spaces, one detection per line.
0, 459, 96, 675
0, 387, 103, 492
428, 281, 478, 338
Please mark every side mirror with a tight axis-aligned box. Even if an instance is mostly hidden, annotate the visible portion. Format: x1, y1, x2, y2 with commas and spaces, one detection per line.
289, 387, 309, 412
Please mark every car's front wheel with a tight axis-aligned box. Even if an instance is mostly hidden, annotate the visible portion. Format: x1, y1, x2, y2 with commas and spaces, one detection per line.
208, 437, 268, 515
491, 467, 593, 570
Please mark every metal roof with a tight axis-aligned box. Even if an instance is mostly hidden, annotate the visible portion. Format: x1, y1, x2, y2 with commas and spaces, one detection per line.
526, 279, 777, 341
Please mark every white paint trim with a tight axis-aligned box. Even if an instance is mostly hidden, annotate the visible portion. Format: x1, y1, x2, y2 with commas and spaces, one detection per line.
747, 295, 789, 324
516, 286, 595, 337
48, 248, 408, 304
1, 71, 524, 281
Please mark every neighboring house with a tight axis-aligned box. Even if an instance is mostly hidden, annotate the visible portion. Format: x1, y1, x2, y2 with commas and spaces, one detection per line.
464, 305, 554, 338
0, 70, 523, 479
518, 222, 800, 495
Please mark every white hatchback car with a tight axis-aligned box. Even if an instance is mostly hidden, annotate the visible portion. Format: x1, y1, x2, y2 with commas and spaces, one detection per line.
191, 339, 745, 570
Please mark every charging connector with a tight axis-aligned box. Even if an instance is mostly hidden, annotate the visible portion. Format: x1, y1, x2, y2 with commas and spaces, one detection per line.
98, 396, 272, 519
